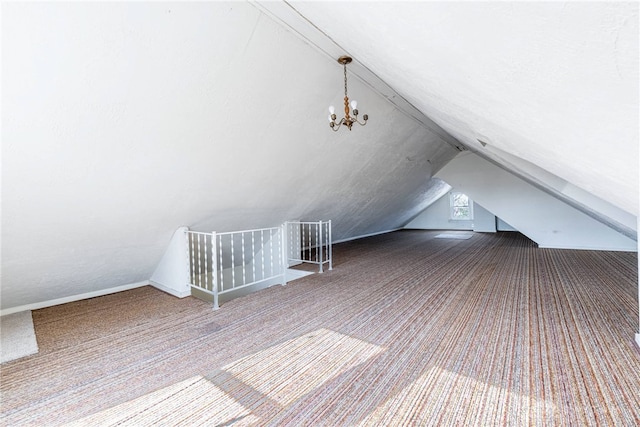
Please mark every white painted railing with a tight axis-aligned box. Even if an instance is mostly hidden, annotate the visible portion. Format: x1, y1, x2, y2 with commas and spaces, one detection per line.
285, 220, 332, 273
186, 226, 286, 309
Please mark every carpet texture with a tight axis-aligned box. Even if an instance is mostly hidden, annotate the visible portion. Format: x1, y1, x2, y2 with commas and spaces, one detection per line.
0, 311, 38, 364
1, 231, 639, 426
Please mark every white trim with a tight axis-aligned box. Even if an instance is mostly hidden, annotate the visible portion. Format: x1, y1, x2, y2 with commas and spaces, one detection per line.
333, 228, 403, 244
538, 244, 638, 252
149, 280, 191, 298
635, 334, 640, 348
0, 281, 149, 317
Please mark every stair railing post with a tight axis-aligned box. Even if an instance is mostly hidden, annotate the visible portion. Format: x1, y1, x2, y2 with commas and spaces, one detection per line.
318, 220, 324, 273
328, 220, 333, 271
212, 231, 219, 310
185, 229, 192, 289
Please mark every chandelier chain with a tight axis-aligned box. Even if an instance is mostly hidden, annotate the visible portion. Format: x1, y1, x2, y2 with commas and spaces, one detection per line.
344, 63, 348, 98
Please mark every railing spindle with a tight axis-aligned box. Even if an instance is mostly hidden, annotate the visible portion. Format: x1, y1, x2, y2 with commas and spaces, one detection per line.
270, 228, 274, 277
261, 229, 265, 280
204, 234, 209, 291
328, 220, 333, 270
219, 235, 224, 291
212, 231, 219, 309
252, 231, 256, 283
241, 232, 246, 287
231, 234, 235, 289
316, 221, 322, 273
315, 223, 319, 263
307, 223, 312, 262
197, 234, 202, 289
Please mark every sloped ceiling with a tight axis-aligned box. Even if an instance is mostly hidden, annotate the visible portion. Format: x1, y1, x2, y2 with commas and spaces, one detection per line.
1, 2, 458, 310
2, 2, 637, 311
277, 1, 639, 216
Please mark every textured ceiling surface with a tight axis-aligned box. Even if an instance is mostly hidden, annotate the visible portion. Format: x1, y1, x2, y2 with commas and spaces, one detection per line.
2, 1, 637, 311
285, 1, 639, 215
1, 2, 457, 310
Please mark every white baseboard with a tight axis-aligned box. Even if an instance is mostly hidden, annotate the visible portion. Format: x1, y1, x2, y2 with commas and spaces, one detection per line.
636, 333, 640, 348
0, 281, 150, 317
149, 281, 191, 298
538, 244, 637, 252
334, 228, 403, 244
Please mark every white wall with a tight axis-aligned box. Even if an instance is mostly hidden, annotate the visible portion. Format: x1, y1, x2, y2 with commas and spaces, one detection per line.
404, 193, 497, 233
1, 2, 458, 311
472, 203, 498, 233
436, 153, 637, 251
497, 218, 517, 232
149, 227, 191, 298
475, 145, 636, 239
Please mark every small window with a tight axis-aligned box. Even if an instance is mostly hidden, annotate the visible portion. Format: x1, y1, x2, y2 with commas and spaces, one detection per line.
450, 192, 474, 220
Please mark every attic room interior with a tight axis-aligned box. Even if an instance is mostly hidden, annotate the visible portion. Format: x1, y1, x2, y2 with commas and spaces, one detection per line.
1, 1, 638, 425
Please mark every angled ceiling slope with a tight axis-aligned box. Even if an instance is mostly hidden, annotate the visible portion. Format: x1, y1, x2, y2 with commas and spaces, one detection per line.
276, 1, 639, 219
1, 1, 459, 312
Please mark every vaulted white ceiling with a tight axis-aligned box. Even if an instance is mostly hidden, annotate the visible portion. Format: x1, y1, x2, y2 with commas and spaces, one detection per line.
1, 1, 637, 312
262, 1, 639, 216
2, 2, 458, 310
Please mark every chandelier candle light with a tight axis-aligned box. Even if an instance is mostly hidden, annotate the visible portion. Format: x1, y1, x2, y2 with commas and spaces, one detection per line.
328, 56, 368, 131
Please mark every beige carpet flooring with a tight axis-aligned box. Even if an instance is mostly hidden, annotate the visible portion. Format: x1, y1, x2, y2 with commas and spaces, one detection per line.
1, 230, 639, 426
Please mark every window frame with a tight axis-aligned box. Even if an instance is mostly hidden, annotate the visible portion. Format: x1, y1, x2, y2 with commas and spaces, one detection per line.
449, 192, 474, 221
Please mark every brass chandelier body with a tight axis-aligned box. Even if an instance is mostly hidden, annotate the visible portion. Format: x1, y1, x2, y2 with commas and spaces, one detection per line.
329, 56, 368, 131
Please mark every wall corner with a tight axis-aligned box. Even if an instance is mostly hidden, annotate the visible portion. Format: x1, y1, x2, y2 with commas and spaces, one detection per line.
150, 226, 191, 298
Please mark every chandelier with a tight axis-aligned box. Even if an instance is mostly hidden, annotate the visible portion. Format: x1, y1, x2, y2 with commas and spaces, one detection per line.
328, 56, 368, 131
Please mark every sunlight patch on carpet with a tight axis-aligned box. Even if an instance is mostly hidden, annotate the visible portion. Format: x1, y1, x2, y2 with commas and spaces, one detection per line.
1, 311, 39, 364
65, 329, 384, 425
358, 365, 556, 425
65, 375, 260, 426
222, 328, 385, 406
